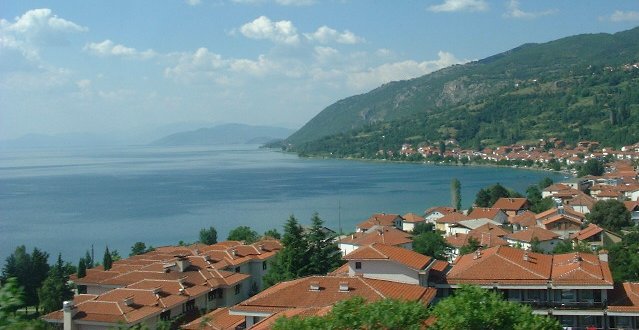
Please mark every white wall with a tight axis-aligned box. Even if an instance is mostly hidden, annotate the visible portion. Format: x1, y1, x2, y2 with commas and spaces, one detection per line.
347, 260, 419, 285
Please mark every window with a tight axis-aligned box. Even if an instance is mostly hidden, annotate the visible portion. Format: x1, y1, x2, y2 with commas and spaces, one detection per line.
262, 261, 267, 270
160, 310, 171, 321
235, 266, 241, 273
235, 284, 241, 295
183, 299, 196, 312
355, 262, 362, 270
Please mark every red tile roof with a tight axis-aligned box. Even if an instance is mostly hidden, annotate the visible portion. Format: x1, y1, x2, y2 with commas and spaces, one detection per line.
508, 211, 537, 227
230, 276, 436, 315
344, 243, 433, 271
436, 212, 471, 224
467, 208, 504, 220
425, 206, 457, 216
403, 212, 425, 223
492, 198, 529, 211
356, 213, 402, 230
506, 227, 560, 243
182, 307, 245, 330
609, 282, 639, 313
339, 227, 412, 247
571, 224, 604, 241
446, 246, 613, 287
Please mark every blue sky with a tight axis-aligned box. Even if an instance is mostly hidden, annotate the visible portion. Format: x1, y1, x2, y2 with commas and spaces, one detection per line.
1, 0, 638, 141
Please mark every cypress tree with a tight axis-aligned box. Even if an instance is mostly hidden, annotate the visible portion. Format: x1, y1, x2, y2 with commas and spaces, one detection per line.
39, 254, 73, 314
451, 178, 462, 210
77, 258, 86, 278
103, 246, 113, 271
305, 213, 342, 275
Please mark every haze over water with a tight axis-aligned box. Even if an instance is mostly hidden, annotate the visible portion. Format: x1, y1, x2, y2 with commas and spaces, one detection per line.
0, 145, 564, 262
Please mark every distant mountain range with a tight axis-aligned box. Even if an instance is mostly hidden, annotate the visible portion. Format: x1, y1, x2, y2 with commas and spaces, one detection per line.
151, 123, 295, 146
282, 26, 639, 157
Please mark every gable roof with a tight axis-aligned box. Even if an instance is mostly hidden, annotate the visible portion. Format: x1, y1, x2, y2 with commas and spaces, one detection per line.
436, 212, 471, 224
356, 213, 402, 230
425, 206, 457, 216
339, 227, 412, 247
492, 198, 529, 211
344, 243, 433, 271
506, 226, 560, 243
182, 307, 244, 330
625, 200, 639, 212
571, 224, 604, 241
230, 276, 437, 315
446, 246, 553, 285
508, 211, 538, 227
446, 246, 613, 287
542, 214, 582, 226
544, 183, 572, 193
402, 213, 425, 223
467, 208, 504, 220
609, 282, 639, 313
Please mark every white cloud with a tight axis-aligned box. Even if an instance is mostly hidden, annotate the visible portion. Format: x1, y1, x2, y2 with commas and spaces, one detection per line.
304, 26, 364, 44
313, 46, 339, 62
428, 0, 488, 12
602, 10, 639, 22
503, 0, 556, 19
229, 55, 279, 76
3, 8, 87, 46
347, 51, 464, 90
239, 16, 299, 45
84, 40, 156, 59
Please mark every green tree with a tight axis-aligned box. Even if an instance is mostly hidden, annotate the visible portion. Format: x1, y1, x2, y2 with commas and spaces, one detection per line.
587, 200, 632, 232
608, 230, 639, 282
264, 229, 282, 239
110, 250, 122, 262
412, 231, 451, 260
29, 248, 50, 312
227, 226, 260, 244
0, 278, 47, 330
305, 213, 343, 275
451, 178, 462, 210
578, 158, 605, 177
264, 215, 308, 287
77, 258, 87, 278
84, 250, 94, 269
103, 246, 113, 271
199, 226, 218, 245
1, 246, 50, 313
459, 237, 482, 256
273, 297, 429, 330
38, 254, 74, 314
130, 242, 149, 256
411, 222, 434, 235
430, 285, 561, 330
475, 188, 491, 207
531, 197, 555, 213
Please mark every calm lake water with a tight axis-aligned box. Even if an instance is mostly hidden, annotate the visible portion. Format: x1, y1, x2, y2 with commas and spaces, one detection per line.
0, 145, 564, 263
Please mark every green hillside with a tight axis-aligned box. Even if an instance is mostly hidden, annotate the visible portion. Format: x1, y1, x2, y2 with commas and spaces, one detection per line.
283, 27, 639, 156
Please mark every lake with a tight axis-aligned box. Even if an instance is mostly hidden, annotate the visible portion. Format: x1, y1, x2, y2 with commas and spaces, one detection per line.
0, 145, 564, 263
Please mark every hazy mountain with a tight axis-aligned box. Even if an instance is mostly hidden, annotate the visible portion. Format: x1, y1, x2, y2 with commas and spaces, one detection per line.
151, 123, 295, 146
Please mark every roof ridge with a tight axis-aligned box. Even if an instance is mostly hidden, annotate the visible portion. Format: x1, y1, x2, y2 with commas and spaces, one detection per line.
495, 248, 548, 279
357, 277, 386, 299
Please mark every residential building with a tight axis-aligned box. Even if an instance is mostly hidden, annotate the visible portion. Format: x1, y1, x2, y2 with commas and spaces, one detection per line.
571, 223, 622, 249
435, 212, 471, 235
402, 212, 426, 232
337, 226, 412, 256
440, 246, 614, 329
424, 206, 457, 224
228, 276, 437, 329
355, 213, 403, 232
467, 207, 508, 224
492, 197, 529, 216
624, 201, 639, 225
504, 226, 561, 253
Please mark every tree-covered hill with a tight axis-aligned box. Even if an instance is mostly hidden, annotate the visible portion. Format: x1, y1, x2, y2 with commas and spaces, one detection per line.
282, 27, 639, 155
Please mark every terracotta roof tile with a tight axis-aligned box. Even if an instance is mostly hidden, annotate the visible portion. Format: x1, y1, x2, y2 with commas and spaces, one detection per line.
468, 208, 504, 220
403, 212, 425, 223
436, 212, 471, 224
492, 198, 528, 211
571, 224, 604, 241
339, 227, 412, 247
183, 307, 245, 330
508, 211, 537, 227
506, 227, 560, 243
344, 243, 433, 271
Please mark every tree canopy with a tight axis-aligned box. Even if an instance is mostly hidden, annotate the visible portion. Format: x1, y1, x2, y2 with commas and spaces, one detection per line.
272, 296, 429, 330
199, 226, 218, 245
412, 231, 451, 260
587, 199, 632, 232
227, 226, 260, 244
474, 183, 515, 207
1, 246, 50, 312
430, 285, 561, 330
578, 158, 605, 177
38, 254, 74, 314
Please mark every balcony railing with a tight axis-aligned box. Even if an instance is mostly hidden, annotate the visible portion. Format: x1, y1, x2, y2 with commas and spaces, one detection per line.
516, 299, 605, 309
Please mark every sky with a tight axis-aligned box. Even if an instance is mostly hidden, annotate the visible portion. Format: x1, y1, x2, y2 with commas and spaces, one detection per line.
1, 0, 639, 141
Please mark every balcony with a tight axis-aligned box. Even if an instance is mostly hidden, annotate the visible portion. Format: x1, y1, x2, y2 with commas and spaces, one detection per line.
517, 299, 605, 309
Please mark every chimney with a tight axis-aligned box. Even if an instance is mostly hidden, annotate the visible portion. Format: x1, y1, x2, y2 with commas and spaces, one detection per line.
598, 250, 609, 262
123, 296, 134, 307
179, 288, 186, 295
175, 255, 190, 272
523, 252, 529, 262
473, 249, 482, 260
339, 281, 350, 292
258, 244, 265, 251
231, 249, 237, 257
309, 281, 320, 291
63, 300, 77, 330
